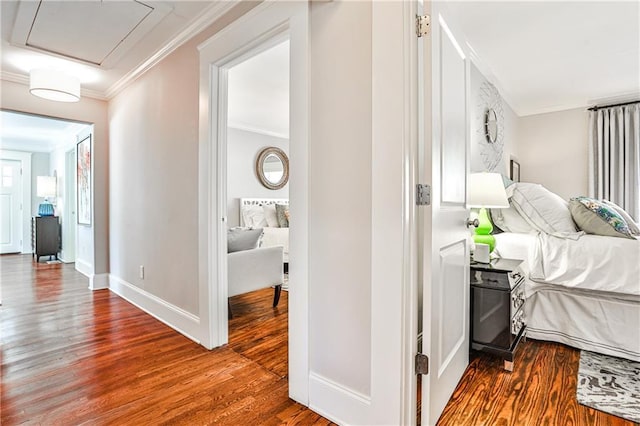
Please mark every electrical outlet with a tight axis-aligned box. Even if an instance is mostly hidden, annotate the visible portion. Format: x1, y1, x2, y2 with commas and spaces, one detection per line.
139, 265, 145, 279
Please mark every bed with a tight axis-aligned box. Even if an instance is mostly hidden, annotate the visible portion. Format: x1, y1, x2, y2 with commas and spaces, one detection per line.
489, 182, 640, 362
239, 198, 289, 263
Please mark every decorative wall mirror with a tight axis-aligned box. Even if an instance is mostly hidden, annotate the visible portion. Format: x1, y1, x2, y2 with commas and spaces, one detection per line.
256, 147, 289, 190
484, 108, 498, 144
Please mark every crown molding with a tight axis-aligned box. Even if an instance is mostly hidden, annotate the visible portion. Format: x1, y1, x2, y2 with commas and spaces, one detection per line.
105, 1, 239, 100
1, 70, 108, 101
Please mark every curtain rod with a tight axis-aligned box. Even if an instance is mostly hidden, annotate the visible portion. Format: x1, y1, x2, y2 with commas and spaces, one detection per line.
588, 100, 640, 111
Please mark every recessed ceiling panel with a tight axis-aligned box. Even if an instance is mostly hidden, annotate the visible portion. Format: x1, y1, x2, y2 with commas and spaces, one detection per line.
26, 0, 152, 65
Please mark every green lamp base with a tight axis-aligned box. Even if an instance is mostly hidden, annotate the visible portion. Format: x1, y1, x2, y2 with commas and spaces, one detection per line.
473, 207, 496, 252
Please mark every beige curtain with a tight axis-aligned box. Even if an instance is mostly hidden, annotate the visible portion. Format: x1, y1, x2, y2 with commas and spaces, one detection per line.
589, 103, 640, 221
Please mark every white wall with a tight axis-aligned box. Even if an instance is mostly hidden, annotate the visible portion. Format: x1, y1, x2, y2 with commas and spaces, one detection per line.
309, 0, 372, 400
0, 80, 109, 282
108, 2, 255, 319
30, 152, 50, 216
517, 107, 589, 199
227, 127, 289, 227
469, 62, 519, 175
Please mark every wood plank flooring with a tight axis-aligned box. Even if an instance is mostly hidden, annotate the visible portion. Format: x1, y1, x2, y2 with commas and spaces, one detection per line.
436, 340, 637, 426
0, 254, 331, 425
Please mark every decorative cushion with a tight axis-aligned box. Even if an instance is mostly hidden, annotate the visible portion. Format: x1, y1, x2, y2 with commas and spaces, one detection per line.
276, 204, 289, 228
242, 205, 268, 228
569, 197, 635, 239
490, 204, 535, 233
508, 183, 579, 237
602, 200, 640, 236
263, 204, 280, 228
227, 227, 264, 253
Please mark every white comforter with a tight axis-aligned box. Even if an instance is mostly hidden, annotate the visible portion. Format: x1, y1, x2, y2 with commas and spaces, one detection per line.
261, 227, 289, 262
495, 232, 640, 297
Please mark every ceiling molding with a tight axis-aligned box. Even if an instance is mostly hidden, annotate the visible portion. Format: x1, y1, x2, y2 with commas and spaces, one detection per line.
105, 1, 239, 100
0, 71, 107, 101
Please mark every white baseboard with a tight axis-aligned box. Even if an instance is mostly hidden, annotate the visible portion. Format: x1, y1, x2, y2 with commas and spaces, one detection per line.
309, 372, 371, 426
108, 274, 202, 345
75, 259, 93, 277
90, 273, 109, 290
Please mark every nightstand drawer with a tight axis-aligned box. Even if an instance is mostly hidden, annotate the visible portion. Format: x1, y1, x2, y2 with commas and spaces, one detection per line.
510, 284, 525, 318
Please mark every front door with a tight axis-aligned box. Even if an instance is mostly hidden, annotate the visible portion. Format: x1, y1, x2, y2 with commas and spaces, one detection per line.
421, 2, 471, 424
0, 159, 23, 254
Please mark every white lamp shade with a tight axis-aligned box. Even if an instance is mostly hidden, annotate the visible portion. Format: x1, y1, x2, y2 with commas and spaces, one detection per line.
467, 172, 509, 208
37, 176, 57, 198
30, 69, 80, 102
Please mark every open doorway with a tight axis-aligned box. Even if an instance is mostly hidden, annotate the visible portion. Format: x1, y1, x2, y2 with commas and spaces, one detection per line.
0, 110, 92, 264
198, 0, 309, 403
225, 38, 290, 375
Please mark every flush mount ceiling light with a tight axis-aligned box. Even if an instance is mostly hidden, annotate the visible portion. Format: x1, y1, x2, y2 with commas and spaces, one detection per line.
29, 68, 80, 102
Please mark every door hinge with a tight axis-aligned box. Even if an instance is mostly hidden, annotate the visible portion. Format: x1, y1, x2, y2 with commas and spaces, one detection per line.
415, 353, 429, 375
416, 14, 431, 37
416, 184, 431, 206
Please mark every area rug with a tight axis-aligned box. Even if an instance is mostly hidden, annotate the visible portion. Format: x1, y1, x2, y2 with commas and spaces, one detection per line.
577, 350, 640, 423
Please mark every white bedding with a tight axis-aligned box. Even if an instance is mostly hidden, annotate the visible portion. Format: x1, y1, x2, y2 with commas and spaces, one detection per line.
495, 231, 640, 361
261, 227, 289, 262
495, 232, 640, 297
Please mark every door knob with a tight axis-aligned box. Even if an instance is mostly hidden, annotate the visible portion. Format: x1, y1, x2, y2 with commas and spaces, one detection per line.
466, 218, 479, 228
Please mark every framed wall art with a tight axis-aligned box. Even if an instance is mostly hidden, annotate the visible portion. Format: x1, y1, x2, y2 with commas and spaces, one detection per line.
510, 159, 520, 182
77, 135, 91, 225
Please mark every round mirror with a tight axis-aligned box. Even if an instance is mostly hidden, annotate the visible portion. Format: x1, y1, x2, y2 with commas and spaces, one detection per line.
256, 147, 289, 190
484, 108, 498, 144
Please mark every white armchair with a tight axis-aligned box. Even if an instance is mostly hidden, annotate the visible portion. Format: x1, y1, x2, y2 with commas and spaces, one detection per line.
228, 245, 284, 318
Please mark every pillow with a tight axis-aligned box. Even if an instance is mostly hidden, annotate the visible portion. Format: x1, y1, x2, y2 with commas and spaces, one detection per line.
242, 205, 268, 228
276, 204, 289, 228
263, 204, 280, 228
490, 203, 534, 233
602, 199, 640, 236
508, 183, 579, 237
569, 197, 635, 239
227, 227, 263, 253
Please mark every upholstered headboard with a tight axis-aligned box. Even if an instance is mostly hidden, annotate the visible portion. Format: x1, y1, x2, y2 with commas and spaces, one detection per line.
239, 198, 289, 226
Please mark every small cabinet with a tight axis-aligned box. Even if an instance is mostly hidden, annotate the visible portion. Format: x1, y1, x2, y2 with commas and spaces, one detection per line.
32, 216, 60, 262
470, 258, 526, 372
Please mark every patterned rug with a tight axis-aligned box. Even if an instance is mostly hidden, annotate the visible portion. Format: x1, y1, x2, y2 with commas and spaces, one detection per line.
577, 351, 640, 423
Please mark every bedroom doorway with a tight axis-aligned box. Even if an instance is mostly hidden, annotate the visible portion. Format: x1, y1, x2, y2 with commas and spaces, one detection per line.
225, 37, 291, 376
198, 1, 310, 404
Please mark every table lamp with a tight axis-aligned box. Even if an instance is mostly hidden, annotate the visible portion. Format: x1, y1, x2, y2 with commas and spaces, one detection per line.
467, 172, 509, 252
37, 176, 56, 216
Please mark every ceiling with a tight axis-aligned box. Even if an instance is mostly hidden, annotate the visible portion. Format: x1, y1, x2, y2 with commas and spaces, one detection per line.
0, 110, 90, 153
446, 1, 640, 116
0, 0, 231, 98
0, 1, 637, 120
228, 40, 290, 138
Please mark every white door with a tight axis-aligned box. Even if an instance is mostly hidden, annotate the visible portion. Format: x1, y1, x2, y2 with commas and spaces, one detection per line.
0, 159, 23, 254
421, 3, 471, 425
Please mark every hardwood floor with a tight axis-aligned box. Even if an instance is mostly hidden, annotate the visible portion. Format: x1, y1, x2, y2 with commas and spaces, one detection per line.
0, 254, 331, 425
436, 340, 637, 426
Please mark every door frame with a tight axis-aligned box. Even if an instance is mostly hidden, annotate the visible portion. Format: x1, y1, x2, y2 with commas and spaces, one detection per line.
197, 0, 310, 404
61, 146, 77, 263
0, 150, 32, 254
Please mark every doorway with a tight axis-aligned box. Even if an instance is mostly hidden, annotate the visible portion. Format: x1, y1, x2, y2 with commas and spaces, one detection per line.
198, 0, 309, 404
0, 159, 23, 254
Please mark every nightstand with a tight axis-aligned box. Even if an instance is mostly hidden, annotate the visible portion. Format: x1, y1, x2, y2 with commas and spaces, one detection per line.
470, 258, 526, 372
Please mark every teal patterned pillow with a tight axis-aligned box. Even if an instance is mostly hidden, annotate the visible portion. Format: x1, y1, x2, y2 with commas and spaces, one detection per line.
569, 196, 634, 239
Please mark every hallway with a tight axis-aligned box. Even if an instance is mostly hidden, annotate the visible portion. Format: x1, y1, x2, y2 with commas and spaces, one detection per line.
0, 254, 329, 425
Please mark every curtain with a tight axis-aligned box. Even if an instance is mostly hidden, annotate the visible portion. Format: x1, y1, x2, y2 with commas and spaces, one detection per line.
588, 103, 640, 221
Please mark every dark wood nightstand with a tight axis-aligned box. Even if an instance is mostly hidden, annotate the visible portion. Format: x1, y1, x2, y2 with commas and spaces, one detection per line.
470, 258, 526, 371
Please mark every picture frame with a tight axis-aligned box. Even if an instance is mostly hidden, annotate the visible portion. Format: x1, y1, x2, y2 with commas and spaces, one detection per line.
77, 136, 91, 225
510, 159, 520, 182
